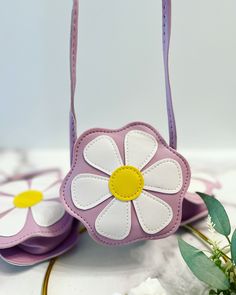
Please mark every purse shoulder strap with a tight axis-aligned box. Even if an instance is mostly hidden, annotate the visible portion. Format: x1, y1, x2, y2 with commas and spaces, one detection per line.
69, 0, 177, 163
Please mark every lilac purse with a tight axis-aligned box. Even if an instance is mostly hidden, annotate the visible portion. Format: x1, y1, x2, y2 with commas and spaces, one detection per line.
0, 163, 78, 266
60, 0, 194, 246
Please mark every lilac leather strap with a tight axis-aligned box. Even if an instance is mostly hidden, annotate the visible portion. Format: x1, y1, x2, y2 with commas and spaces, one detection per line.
69, 0, 177, 161
162, 0, 177, 150
70, 0, 79, 164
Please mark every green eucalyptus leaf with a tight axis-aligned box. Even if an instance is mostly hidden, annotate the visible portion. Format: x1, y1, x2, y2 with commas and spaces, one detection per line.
178, 238, 230, 290
231, 229, 236, 264
197, 192, 231, 236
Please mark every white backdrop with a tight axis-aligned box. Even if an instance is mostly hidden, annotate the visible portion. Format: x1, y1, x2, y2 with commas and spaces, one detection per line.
0, 0, 236, 150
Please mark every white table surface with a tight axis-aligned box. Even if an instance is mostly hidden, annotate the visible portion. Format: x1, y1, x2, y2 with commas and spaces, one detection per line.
0, 149, 236, 295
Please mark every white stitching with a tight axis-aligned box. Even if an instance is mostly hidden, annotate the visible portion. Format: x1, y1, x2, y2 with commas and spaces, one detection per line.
61, 121, 191, 246
95, 199, 131, 240
143, 159, 182, 192
0, 214, 71, 245
71, 174, 111, 209
0, 170, 72, 245
133, 191, 173, 233
125, 130, 158, 169
84, 136, 123, 174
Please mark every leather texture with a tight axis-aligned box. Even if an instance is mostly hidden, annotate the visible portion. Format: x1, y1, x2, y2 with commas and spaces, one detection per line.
72, 174, 110, 210
125, 130, 158, 169
0, 220, 78, 266
143, 159, 183, 194
95, 198, 132, 240
84, 136, 123, 175
0, 170, 78, 266
61, 122, 191, 245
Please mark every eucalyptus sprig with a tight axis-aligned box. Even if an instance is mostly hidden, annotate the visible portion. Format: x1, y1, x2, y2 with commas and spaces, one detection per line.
179, 193, 236, 295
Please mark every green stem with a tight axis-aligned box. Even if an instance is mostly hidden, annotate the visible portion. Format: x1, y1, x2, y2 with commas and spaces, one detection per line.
226, 236, 231, 245
183, 224, 211, 244
41, 227, 87, 295
182, 224, 231, 262
42, 258, 57, 295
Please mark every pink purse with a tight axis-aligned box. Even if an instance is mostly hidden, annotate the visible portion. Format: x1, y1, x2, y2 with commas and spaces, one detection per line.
60, 0, 193, 246
0, 169, 78, 266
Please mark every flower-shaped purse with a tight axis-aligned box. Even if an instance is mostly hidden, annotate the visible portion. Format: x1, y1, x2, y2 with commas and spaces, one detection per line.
0, 170, 78, 266
61, 0, 192, 246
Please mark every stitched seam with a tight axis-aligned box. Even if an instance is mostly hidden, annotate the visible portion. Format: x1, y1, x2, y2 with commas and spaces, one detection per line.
109, 166, 143, 199
71, 2, 78, 147
0, 170, 71, 245
71, 116, 76, 150
61, 122, 191, 246
163, 0, 176, 148
84, 136, 123, 174
0, 214, 71, 246
125, 130, 157, 169
143, 159, 182, 191
96, 200, 130, 239
134, 191, 172, 232
72, 7, 77, 90
71, 174, 110, 208
62, 123, 189, 244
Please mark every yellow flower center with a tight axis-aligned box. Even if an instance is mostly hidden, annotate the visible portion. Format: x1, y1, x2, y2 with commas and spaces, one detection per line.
109, 166, 144, 202
13, 190, 43, 208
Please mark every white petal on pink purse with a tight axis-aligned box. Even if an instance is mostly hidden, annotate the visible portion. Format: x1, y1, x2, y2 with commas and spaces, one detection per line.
0, 168, 78, 266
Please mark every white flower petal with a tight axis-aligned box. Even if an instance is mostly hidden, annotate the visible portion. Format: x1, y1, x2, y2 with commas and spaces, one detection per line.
143, 159, 183, 194
30, 172, 60, 191
0, 180, 29, 196
43, 182, 61, 200
0, 208, 28, 236
31, 201, 65, 227
0, 196, 14, 214
95, 199, 131, 240
124, 130, 158, 170
84, 135, 123, 175
71, 174, 111, 210
133, 191, 173, 234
